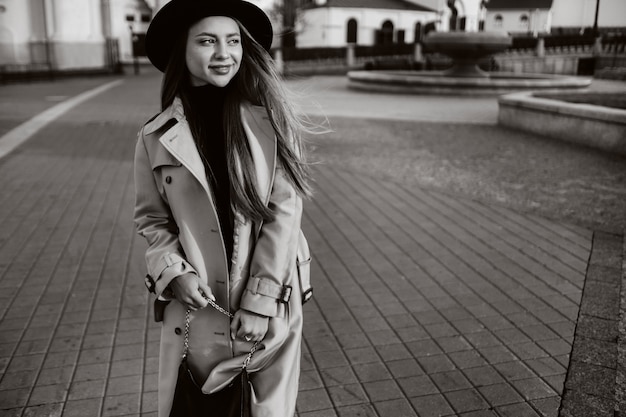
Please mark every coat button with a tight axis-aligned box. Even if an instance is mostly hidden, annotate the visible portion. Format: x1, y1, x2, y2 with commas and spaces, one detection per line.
175, 327, 182, 335
165, 176, 172, 184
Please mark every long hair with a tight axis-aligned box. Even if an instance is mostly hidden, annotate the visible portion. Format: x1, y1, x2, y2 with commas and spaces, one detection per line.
160, 19, 312, 223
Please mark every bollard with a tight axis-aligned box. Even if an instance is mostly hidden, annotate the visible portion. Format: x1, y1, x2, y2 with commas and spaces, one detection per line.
346, 43, 355, 67
536, 38, 545, 58
414, 42, 423, 62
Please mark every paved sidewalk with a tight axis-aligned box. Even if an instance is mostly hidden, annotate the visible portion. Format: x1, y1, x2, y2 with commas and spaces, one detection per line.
0, 72, 623, 417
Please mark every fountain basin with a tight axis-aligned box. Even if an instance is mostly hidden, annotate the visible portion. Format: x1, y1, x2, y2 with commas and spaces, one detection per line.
498, 91, 626, 155
423, 31, 512, 58
422, 31, 512, 77
347, 70, 593, 96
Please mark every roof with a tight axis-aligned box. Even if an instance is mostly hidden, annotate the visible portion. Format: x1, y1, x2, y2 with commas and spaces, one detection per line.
308, 0, 436, 12
485, 0, 553, 10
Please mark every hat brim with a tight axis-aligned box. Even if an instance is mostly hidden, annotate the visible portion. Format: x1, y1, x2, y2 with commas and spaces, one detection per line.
146, 0, 273, 72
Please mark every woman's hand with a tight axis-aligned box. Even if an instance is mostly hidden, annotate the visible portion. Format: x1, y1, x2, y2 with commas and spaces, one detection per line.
230, 309, 269, 343
169, 273, 215, 310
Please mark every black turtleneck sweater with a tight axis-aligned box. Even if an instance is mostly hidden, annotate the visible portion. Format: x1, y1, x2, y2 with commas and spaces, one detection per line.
187, 84, 233, 264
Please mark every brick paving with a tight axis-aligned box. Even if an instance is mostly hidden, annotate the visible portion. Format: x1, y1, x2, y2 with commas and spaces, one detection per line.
0, 72, 623, 417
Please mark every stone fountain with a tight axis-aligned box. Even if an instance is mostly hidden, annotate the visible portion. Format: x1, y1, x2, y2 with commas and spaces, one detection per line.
423, 31, 511, 78
348, 30, 591, 95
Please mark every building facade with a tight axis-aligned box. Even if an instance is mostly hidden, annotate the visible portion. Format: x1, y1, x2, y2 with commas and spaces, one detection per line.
0, 0, 622, 71
0, 0, 159, 70
0, 0, 105, 69
297, 0, 438, 47
482, 0, 626, 35
550, 0, 626, 30
482, 0, 553, 35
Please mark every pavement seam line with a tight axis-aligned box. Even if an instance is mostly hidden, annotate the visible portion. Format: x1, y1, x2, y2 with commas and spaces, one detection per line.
0, 79, 124, 160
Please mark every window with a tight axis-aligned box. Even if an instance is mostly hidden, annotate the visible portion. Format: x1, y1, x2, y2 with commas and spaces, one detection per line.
459, 16, 466, 30
347, 18, 357, 43
397, 30, 405, 44
381, 20, 393, 44
494, 14, 503, 28
519, 14, 529, 30
414, 22, 422, 42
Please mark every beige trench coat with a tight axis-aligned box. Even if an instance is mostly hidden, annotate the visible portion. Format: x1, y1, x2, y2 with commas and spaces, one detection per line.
134, 98, 306, 417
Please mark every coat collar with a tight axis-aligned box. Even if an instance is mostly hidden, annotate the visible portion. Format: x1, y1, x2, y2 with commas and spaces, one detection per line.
144, 97, 277, 206
144, 97, 186, 135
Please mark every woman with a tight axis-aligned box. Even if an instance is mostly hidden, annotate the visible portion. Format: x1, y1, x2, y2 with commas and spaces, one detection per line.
134, 1, 311, 416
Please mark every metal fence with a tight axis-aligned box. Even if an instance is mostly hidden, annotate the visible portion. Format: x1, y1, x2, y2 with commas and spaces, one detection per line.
280, 33, 626, 63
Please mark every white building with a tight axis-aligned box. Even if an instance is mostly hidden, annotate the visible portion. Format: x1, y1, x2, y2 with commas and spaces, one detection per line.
296, 0, 438, 47
0, 0, 106, 69
551, 0, 626, 30
482, 0, 626, 35
482, 0, 553, 35
0, 0, 157, 70
0, 0, 623, 70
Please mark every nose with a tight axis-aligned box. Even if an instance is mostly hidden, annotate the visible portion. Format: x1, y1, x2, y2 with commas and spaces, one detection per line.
214, 42, 228, 59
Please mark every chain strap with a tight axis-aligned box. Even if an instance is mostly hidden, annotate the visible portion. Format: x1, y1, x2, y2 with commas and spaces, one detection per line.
242, 341, 259, 370
205, 296, 234, 319
182, 298, 259, 370
183, 309, 191, 359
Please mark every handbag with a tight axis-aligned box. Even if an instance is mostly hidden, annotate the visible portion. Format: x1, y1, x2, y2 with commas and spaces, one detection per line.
169, 299, 258, 417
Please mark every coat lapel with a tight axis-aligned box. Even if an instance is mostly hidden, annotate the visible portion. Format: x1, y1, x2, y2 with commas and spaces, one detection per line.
149, 99, 276, 207
158, 120, 212, 198
148, 98, 211, 197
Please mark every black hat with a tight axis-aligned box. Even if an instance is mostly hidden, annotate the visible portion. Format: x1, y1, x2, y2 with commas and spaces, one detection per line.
146, 0, 273, 72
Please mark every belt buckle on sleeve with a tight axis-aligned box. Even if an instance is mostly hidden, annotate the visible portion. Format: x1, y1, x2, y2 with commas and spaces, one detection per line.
144, 274, 156, 293
280, 285, 292, 304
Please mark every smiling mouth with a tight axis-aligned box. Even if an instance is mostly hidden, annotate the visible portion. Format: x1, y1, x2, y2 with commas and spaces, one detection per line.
210, 65, 231, 75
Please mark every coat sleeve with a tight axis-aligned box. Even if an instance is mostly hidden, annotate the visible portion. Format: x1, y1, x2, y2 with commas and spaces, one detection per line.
240, 164, 303, 318
133, 128, 198, 299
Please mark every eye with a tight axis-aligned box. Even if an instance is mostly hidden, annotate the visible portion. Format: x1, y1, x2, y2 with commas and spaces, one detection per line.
228, 38, 241, 46
198, 38, 216, 45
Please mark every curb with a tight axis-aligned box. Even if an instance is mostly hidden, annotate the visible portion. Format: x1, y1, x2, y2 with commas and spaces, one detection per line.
617, 233, 626, 416
560, 231, 624, 416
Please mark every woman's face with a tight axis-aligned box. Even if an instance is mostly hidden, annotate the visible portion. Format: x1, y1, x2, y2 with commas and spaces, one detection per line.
186, 16, 243, 87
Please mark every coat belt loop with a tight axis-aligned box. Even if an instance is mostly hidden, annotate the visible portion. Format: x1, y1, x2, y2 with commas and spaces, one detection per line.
248, 277, 261, 295
164, 253, 174, 267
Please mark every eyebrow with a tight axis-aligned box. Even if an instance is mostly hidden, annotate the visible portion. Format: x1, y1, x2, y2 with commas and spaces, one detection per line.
194, 32, 241, 38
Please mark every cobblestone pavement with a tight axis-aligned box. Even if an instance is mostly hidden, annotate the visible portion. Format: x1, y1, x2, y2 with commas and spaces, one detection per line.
0, 71, 623, 417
